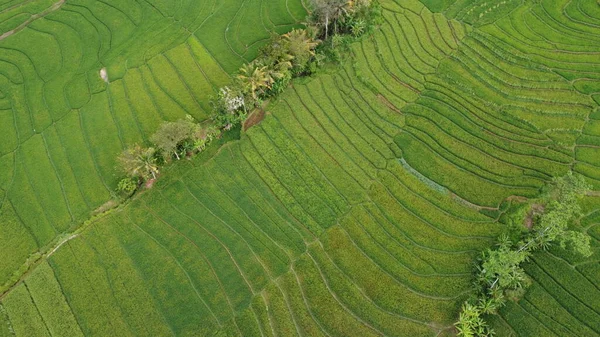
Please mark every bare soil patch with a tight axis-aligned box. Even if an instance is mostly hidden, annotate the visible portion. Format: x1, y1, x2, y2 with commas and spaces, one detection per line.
93, 200, 117, 215
243, 109, 266, 131
145, 178, 157, 189
524, 204, 544, 229
377, 94, 401, 113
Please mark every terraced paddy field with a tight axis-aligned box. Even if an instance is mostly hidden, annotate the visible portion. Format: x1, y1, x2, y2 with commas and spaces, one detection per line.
0, 0, 599, 336
0, 0, 305, 290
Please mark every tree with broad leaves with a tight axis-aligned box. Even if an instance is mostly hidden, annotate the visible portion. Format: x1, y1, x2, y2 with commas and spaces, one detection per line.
151, 119, 195, 160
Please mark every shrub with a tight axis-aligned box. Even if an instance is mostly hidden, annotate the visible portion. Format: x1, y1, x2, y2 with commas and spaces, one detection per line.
212, 86, 248, 130
117, 177, 139, 195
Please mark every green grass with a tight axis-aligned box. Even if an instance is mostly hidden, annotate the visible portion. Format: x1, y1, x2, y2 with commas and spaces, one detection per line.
2, 283, 51, 337
23, 262, 84, 337
0, 303, 13, 337
0, 0, 302, 288
1, 0, 599, 336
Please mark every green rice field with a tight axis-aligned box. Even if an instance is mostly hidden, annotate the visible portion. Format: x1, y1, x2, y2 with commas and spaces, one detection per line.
0, 0, 599, 336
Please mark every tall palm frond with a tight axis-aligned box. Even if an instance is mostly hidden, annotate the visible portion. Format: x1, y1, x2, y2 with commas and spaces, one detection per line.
284, 29, 319, 67
237, 61, 274, 100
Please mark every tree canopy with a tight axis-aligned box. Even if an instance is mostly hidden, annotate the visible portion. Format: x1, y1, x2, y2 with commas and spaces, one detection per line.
117, 145, 160, 181
150, 119, 195, 160
456, 172, 593, 337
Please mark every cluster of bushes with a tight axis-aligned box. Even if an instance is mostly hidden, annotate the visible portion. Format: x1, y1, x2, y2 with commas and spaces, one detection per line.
116, 0, 382, 195
211, 0, 381, 131
116, 115, 219, 195
455, 172, 593, 336
210, 28, 319, 130
308, 0, 382, 53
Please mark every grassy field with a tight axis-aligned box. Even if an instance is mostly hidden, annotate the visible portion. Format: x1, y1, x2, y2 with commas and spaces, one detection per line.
1, 0, 599, 336
0, 0, 305, 291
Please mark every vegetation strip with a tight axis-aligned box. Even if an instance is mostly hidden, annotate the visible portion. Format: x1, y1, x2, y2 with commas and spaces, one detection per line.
0, 0, 599, 336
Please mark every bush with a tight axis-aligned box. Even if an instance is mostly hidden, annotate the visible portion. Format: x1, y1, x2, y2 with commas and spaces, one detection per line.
117, 177, 139, 195
211, 86, 248, 130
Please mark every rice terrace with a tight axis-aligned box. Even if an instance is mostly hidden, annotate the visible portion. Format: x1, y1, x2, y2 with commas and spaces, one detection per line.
0, 0, 599, 336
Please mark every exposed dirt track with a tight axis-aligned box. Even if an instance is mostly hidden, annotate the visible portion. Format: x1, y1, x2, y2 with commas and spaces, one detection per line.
0, 0, 65, 41
243, 109, 266, 131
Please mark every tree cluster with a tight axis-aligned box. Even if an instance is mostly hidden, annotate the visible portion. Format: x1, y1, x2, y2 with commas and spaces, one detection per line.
211, 28, 320, 130
116, 115, 219, 195
455, 172, 593, 337
116, 0, 382, 195
211, 0, 382, 131
308, 0, 381, 44
308, 0, 374, 38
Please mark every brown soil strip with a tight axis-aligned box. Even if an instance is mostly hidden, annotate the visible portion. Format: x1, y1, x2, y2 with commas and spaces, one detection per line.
377, 94, 402, 114
243, 109, 266, 131
388, 72, 420, 94
0, 0, 65, 41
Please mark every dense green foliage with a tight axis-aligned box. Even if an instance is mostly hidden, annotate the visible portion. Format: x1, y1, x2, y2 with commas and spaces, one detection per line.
211, 28, 320, 130
0, 0, 599, 336
209, 0, 381, 132
117, 177, 139, 195
456, 174, 592, 336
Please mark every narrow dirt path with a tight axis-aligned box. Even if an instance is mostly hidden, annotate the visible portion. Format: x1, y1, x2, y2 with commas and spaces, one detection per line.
0, 0, 65, 41
0, 231, 78, 300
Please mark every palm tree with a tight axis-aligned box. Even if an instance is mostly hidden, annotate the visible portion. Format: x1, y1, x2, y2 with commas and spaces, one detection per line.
237, 61, 275, 100
455, 302, 493, 337
272, 52, 294, 75
118, 145, 159, 181
284, 29, 319, 68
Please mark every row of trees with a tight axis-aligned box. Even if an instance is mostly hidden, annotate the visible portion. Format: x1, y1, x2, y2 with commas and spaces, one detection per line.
211, 28, 320, 130
116, 0, 382, 194
211, 0, 381, 131
455, 172, 593, 336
